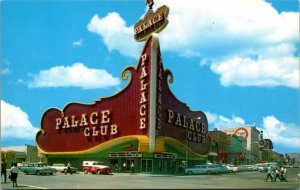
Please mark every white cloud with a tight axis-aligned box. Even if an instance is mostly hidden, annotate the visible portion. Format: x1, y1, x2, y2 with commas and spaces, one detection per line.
259, 116, 300, 149
88, 0, 299, 88
211, 53, 299, 88
87, 12, 142, 58
205, 111, 246, 130
1, 100, 38, 139
73, 38, 83, 47
27, 62, 120, 89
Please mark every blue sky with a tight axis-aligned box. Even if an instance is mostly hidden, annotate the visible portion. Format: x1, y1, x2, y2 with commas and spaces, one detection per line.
1, 0, 299, 154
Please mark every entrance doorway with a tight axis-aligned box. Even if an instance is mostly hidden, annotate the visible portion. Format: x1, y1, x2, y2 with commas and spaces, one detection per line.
141, 159, 153, 173
126, 159, 134, 172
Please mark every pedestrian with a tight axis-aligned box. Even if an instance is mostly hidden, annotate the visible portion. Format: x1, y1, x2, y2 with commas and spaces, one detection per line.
274, 167, 281, 182
130, 162, 134, 175
281, 166, 288, 182
65, 162, 72, 175
10, 162, 19, 187
1, 159, 7, 183
123, 162, 127, 173
116, 164, 119, 174
265, 165, 273, 182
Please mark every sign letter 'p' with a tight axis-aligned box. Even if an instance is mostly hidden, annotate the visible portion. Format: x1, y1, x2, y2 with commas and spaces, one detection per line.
56, 118, 62, 129
167, 109, 174, 123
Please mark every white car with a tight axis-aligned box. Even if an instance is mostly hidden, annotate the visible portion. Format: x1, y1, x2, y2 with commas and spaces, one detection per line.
244, 165, 258, 171
226, 164, 238, 172
49, 163, 77, 173
256, 163, 267, 172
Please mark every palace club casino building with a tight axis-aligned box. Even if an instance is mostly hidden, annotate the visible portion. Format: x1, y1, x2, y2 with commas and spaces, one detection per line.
35, 2, 212, 174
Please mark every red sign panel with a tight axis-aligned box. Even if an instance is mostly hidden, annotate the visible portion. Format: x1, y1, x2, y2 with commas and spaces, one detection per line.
36, 37, 154, 153
36, 36, 211, 155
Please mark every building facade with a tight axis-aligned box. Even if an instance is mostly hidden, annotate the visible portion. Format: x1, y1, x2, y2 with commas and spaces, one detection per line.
225, 134, 247, 165
208, 129, 227, 163
222, 126, 260, 164
35, 33, 211, 174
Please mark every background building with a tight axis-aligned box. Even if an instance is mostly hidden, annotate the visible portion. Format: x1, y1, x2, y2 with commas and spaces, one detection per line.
1, 145, 43, 167
225, 134, 247, 165
222, 125, 260, 164
208, 129, 227, 163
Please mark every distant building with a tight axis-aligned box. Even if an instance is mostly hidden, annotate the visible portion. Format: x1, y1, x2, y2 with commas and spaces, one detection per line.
208, 129, 228, 163
1, 145, 44, 167
222, 126, 260, 164
226, 134, 247, 165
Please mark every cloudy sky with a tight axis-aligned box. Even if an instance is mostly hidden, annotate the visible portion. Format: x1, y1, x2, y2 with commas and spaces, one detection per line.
1, 0, 299, 153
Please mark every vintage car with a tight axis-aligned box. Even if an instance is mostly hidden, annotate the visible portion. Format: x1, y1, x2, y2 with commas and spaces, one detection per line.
225, 164, 238, 172
256, 163, 268, 172
19, 163, 55, 175
49, 163, 78, 173
185, 164, 218, 175
82, 161, 112, 175
244, 164, 258, 171
213, 164, 229, 173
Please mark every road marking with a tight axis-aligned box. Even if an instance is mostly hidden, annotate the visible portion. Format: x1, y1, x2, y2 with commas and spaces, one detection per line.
20, 184, 48, 189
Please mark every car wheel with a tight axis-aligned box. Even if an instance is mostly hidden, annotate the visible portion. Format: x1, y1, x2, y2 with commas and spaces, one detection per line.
37, 171, 41, 175
97, 170, 101, 175
50, 173, 53, 175
25, 172, 28, 175
187, 171, 193, 175
84, 169, 88, 174
207, 171, 212, 175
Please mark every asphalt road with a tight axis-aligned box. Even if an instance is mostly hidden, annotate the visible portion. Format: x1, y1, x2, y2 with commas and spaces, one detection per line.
1, 168, 299, 189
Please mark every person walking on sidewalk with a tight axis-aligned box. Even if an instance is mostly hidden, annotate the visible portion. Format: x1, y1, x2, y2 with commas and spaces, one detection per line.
10, 162, 19, 187
65, 162, 72, 175
265, 165, 273, 182
123, 162, 127, 173
274, 167, 282, 182
1, 159, 7, 183
281, 166, 288, 182
130, 162, 135, 175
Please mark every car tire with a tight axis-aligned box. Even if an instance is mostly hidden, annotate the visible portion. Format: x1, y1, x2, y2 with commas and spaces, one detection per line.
37, 171, 41, 175
187, 171, 193, 175
84, 169, 88, 174
25, 172, 28, 175
97, 170, 101, 175
207, 171, 211, 175
50, 173, 53, 175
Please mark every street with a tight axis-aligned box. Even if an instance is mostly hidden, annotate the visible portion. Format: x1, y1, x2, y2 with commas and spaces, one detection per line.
1, 168, 299, 189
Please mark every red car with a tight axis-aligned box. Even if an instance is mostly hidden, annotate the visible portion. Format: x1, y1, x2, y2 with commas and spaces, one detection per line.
82, 161, 112, 175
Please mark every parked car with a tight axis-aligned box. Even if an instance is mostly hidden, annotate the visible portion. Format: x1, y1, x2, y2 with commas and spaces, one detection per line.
19, 163, 55, 175
49, 163, 78, 173
226, 164, 238, 172
185, 164, 218, 175
82, 161, 112, 175
244, 165, 258, 171
214, 164, 229, 173
236, 165, 249, 172
256, 163, 268, 172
